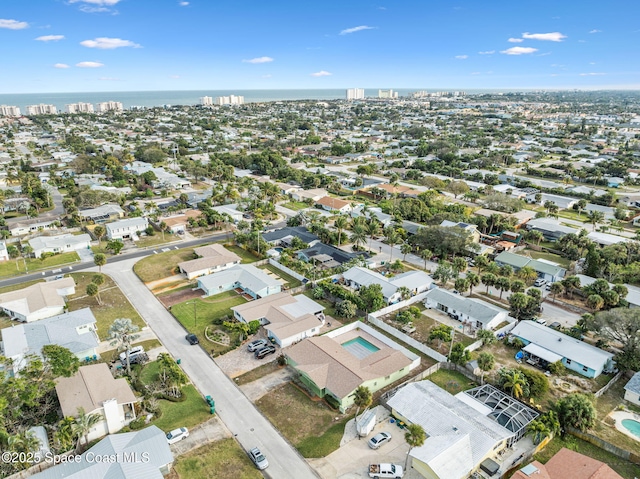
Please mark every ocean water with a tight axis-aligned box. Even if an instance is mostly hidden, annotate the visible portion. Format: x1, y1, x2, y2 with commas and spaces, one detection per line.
0, 88, 499, 111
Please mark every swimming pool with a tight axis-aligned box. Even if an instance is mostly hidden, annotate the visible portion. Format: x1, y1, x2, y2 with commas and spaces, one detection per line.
621, 419, 640, 439
342, 337, 380, 359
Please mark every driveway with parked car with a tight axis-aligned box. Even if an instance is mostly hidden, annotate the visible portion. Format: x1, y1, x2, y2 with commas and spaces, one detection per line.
214, 336, 280, 378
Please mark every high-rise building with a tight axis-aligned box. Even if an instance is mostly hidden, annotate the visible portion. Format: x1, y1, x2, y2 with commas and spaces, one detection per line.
65, 102, 94, 114
346, 88, 365, 100
215, 95, 244, 105
378, 89, 398, 99
25, 104, 57, 115
0, 105, 21, 116
96, 101, 124, 113
200, 96, 213, 106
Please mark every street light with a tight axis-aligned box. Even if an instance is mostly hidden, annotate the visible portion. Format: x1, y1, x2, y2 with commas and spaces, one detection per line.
186, 301, 197, 329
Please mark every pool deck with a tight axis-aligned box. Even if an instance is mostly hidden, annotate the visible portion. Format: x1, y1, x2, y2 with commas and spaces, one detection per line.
608, 410, 640, 442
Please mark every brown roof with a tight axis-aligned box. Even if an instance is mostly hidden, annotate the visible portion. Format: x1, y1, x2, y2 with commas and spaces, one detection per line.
179, 244, 241, 274
286, 333, 412, 398
232, 292, 297, 321
56, 363, 137, 417
512, 449, 623, 479
0, 277, 75, 315
375, 183, 417, 195
317, 196, 351, 210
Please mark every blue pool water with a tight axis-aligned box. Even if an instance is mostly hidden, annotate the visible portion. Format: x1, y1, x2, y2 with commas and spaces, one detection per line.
621, 419, 640, 438
274, 247, 284, 253
342, 337, 380, 359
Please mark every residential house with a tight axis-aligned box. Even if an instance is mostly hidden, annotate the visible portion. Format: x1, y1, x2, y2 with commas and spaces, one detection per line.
511, 448, 623, 479
56, 363, 138, 441
0, 277, 75, 322
316, 196, 353, 213
197, 264, 281, 299
106, 217, 149, 240
623, 371, 640, 407
125, 161, 191, 189
30, 425, 173, 479
285, 321, 419, 412
211, 203, 244, 223
78, 204, 125, 224
232, 292, 326, 347
9, 218, 60, 237
159, 210, 202, 234
440, 220, 481, 243
342, 266, 434, 304
0, 240, 8, 262
1, 308, 98, 373
524, 217, 579, 242
494, 251, 566, 283
586, 231, 630, 247
387, 381, 537, 479
263, 226, 320, 247
423, 288, 509, 330
526, 193, 577, 210
291, 188, 327, 202
29, 233, 91, 258
178, 243, 241, 280
298, 243, 367, 269
275, 182, 301, 196
509, 320, 614, 378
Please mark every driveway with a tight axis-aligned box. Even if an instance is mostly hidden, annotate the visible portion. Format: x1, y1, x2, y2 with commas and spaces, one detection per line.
102, 258, 318, 479
169, 417, 230, 456
214, 335, 277, 378
239, 368, 294, 401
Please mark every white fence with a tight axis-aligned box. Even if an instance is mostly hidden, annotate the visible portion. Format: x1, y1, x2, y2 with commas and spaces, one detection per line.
367, 316, 447, 363
268, 258, 308, 282
493, 319, 517, 338
369, 291, 430, 318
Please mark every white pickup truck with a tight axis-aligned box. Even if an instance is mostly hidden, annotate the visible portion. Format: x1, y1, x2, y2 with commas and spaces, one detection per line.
368, 463, 404, 478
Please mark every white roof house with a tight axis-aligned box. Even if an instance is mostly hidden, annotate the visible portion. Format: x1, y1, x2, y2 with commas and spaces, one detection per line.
106, 217, 149, 240
0, 277, 76, 322
29, 233, 91, 258
342, 266, 434, 304
510, 320, 614, 378
78, 204, 125, 223
1, 307, 98, 372
423, 288, 509, 330
197, 264, 281, 299
586, 231, 630, 247
0, 240, 9, 262
387, 381, 515, 479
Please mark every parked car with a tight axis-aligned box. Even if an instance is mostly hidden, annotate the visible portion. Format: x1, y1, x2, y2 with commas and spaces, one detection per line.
186, 333, 199, 345
119, 345, 145, 363
166, 427, 189, 444
369, 463, 404, 478
535, 318, 547, 326
533, 278, 546, 287
549, 321, 562, 330
255, 345, 276, 359
249, 447, 269, 470
368, 431, 392, 450
248, 339, 268, 352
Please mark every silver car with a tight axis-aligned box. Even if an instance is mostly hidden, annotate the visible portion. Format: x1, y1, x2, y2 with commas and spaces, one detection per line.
368, 431, 392, 450
249, 447, 269, 470
247, 339, 268, 352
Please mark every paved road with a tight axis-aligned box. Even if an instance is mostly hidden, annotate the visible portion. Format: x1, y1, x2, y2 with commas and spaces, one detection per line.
103, 258, 318, 479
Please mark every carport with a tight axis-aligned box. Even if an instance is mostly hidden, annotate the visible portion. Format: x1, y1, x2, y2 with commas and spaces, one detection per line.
522, 342, 562, 369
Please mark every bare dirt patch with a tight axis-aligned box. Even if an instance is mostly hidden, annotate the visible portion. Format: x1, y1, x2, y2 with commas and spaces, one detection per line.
159, 288, 203, 307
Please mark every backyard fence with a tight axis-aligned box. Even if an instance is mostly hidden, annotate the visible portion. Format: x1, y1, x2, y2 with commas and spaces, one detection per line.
594, 371, 623, 398
567, 427, 640, 465
268, 258, 308, 282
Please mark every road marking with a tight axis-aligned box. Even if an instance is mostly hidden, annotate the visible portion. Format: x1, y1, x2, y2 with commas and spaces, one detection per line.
153, 251, 158, 254
162, 248, 170, 252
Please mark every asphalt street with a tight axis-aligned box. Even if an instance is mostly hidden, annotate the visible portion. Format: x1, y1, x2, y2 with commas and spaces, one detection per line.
103, 257, 319, 479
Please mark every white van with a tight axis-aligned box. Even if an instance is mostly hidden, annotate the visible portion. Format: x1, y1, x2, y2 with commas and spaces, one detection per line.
119, 346, 145, 362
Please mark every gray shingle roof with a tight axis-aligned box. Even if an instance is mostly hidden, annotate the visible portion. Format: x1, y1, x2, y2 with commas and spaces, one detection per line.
624, 371, 640, 395
424, 288, 505, 325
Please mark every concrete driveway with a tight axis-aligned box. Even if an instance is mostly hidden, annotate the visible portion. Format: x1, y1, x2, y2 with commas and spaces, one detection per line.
214, 336, 278, 378
102, 258, 319, 479
170, 417, 230, 456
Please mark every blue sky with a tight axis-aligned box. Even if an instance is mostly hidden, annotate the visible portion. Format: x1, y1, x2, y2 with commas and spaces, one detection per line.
1, 0, 639, 93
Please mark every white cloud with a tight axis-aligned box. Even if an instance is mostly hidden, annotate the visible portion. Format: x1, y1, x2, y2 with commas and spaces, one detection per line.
0, 19, 29, 30
69, 0, 121, 5
455, 55, 468, 60
242, 56, 274, 64
80, 37, 141, 49
522, 32, 567, 42
36, 35, 65, 42
76, 61, 104, 68
339, 25, 374, 35
478, 50, 495, 55
179, 1, 189, 5
508, 37, 523, 43
589, 29, 602, 34
54, 63, 70, 69
501, 46, 538, 55
579, 72, 606, 76
310, 70, 332, 77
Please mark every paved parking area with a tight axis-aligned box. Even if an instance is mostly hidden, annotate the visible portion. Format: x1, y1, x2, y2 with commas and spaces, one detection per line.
214, 336, 278, 378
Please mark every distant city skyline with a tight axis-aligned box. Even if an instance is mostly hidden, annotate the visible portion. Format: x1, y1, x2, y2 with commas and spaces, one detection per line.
1, 0, 639, 93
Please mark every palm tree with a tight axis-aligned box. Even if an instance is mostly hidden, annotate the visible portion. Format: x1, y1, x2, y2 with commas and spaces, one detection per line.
334, 215, 348, 246
502, 370, 527, 398
350, 223, 367, 251
495, 276, 511, 299
466, 272, 480, 295
419, 249, 433, 271
400, 242, 412, 261
365, 219, 380, 252
384, 227, 399, 262
474, 255, 489, 274
72, 407, 103, 452
404, 424, 427, 470
397, 286, 412, 301
587, 210, 605, 231
526, 419, 551, 445
477, 352, 495, 384
517, 266, 538, 285
353, 385, 372, 419
107, 318, 141, 375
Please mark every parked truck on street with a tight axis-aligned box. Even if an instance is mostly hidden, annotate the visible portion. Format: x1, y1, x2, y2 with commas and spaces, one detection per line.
369, 463, 404, 478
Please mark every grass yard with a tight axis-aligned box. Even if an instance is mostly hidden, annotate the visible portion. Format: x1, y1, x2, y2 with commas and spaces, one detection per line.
171, 296, 247, 354
534, 435, 640, 479
67, 272, 145, 340
135, 235, 178, 248
259, 263, 302, 288
0, 315, 14, 331
224, 244, 263, 263
526, 250, 572, 269
282, 201, 310, 211
302, 291, 340, 320
256, 382, 347, 458
0, 251, 80, 278
234, 360, 280, 386
426, 369, 477, 394
172, 439, 262, 479
133, 248, 196, 282
591, 377, 640, 453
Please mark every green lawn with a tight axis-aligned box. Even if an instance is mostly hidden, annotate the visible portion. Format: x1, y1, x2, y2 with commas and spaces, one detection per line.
0, 251, 80, 278
133, 247, 195, 282
67, 272, 145, 340
534, 435, 640, 479
173, 439, 262, 479
224, 244, 263, 263
135, 234, 177, 248
426, 368, 477, 394
282, 201, 310, 211
171, 296, 247, 354
526, 250, 572, 269
0, 279, 44, 295
259, 263, 302, 288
